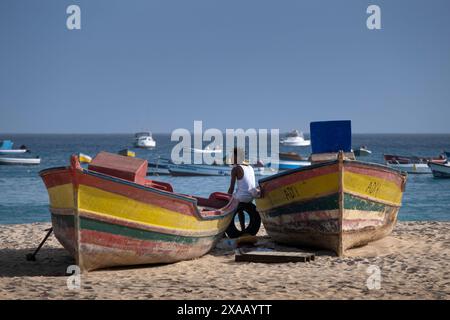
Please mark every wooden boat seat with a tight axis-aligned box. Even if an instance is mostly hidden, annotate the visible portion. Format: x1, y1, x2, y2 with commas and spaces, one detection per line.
88, 152, 148, 184
193, 192, 232, 213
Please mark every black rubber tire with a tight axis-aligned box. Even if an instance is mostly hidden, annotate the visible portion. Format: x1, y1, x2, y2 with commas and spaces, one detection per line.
225, 203, 261, 238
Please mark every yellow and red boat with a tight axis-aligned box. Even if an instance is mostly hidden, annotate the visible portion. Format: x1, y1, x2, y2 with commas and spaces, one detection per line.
256, 153, 407, 256
40, 152, 237, 271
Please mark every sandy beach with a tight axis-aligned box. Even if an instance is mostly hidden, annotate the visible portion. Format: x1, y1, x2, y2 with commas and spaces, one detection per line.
0, 221, 448, 300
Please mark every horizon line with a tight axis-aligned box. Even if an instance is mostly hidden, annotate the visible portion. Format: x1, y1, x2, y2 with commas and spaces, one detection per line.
2, 132, 450, 135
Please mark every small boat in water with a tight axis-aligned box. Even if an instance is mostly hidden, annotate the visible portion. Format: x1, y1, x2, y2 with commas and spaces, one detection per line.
352, 146, 372, 157
279, 152, 308, 161
184, 146, 223, 154
384, 154, 446, 164
280, 130, 311, 146
168, 162, 271, 176
256, 121, 407, 256
147, 158, 172, 175
428, 161, 450, 178
269, 159, 311, 170
39, 152, 238, 271
386, 161, 431, 174
134, 132, 156, 148
0, 156, 40, 165
0, 140, 28, 154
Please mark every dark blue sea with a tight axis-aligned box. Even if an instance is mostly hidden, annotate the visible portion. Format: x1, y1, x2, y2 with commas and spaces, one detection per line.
0, 134, 449, 224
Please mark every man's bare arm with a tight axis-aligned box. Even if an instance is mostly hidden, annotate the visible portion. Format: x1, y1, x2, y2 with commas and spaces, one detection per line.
228, 167, 237, 194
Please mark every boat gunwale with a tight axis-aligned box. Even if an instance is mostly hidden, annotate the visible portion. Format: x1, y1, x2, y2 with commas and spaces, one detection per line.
258, 159, 407, 185
40, 165, 236, 222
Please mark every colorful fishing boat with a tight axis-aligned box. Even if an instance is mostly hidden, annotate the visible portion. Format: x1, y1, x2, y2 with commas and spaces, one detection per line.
256, 121, 407, 256
39, 152, 238, 271
428, 161, 450, 178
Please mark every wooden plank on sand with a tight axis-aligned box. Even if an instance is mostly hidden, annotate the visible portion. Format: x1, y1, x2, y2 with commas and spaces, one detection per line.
235, 249, 315, 263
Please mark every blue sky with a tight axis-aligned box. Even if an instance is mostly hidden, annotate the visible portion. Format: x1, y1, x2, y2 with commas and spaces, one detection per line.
0, 0, 449, 133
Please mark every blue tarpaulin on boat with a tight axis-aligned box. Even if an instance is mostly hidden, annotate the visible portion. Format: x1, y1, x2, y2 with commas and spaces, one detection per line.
0, 140, 13, 150
310, 120, 352, 154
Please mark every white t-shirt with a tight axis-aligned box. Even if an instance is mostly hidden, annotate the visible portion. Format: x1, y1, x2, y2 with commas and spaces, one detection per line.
233, 164, 256, 203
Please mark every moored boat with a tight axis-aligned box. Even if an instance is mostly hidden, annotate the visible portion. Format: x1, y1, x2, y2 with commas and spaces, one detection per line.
353, 146, 372, 157
384, 154, 446, 164
268, 159, 311, 170
167, 162, 270, 176
0, 140, 28, 154
386, 161, 431, 174
134, 132, 156, 148
280, 130, 311, 146
428, 161, 450, 178
0, 156, 40, 165
256, 121, 407, 256
39, 152, 238, 271
184, 146, 223, 154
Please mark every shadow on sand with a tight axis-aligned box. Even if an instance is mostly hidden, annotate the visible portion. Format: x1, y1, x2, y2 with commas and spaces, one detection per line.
0, 248, 74, 277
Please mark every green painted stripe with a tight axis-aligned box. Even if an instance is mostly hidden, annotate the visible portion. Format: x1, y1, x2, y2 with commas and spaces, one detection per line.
264, 193, 340, 217
263, 193, 390, 217
343, 193, 387, 212
79, 217, 212, 244
51, 213, 75, 228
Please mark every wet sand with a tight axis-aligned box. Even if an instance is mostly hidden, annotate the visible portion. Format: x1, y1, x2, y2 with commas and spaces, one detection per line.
0, 221, 448, 299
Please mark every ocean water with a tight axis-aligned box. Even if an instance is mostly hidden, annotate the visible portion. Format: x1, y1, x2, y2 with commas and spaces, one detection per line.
0, 133, 449, 224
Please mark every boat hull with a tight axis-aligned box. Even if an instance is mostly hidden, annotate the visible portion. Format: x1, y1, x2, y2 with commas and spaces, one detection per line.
386, 162, 431, 174
270, 160, 311, 170
0, 149, 27, 154
40, 165, 235, 271
256, 158, 407, 256
429, 162, 450, 178
0, 157, 40, 165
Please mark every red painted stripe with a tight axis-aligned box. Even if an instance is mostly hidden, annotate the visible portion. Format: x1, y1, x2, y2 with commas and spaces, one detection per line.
40, 168, 72, 189
261, 163, 339, 193
77, 170, 197, 217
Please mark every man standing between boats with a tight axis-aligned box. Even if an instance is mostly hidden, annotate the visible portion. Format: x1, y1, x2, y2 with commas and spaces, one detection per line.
227, 148, 261, 237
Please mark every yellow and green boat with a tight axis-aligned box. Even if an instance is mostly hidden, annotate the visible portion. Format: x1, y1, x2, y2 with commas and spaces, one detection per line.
256, 152, 407, 256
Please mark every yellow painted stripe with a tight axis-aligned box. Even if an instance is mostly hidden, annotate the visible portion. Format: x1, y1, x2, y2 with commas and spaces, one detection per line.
47, 184, 74, 209
256, 173, 339, 211
343, 171, 403, 206
78, 185, 228, 233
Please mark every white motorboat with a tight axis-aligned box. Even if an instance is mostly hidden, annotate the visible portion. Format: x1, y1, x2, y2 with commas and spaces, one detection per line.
428, 161, 450, 178
280, 130, 311, 146
134, 132, 156, 148
0, 156, 41, 165
168, 163, 271, 177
